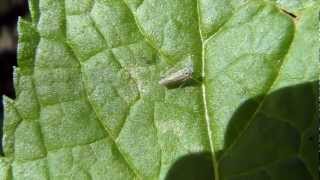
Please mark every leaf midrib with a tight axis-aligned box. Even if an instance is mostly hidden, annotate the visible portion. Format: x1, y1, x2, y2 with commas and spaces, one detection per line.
123, 0, 227, 179
195, 1, 218, 180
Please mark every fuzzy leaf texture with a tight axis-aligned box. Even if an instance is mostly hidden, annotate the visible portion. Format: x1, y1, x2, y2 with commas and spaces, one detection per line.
0, 0, 319, 179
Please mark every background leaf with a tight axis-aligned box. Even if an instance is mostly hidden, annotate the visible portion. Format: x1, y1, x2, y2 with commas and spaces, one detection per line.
0, 0, 318, 179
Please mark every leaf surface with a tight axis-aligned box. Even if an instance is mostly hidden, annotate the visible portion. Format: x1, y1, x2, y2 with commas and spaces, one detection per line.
0, 0, 318, 179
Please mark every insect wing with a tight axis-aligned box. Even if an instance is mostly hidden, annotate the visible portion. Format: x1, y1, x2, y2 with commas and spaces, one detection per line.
159, 67, 193, 86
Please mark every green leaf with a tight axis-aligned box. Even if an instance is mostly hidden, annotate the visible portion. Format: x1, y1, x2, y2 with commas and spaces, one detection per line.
1, 0, 318, 179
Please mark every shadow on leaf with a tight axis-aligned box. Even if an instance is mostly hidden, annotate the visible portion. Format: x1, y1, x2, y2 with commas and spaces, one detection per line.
165, 152, 214, 180
165, 81, 318, 180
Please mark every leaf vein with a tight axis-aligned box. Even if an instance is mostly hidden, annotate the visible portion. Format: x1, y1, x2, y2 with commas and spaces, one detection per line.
66, 42, 142, 178
196, 0, 219, 179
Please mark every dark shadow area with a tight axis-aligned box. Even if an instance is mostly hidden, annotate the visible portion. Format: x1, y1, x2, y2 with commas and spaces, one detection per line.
219, 95, 263, 154
0, 52, 17, 156
0, 0, 28, 27
0, 51, 17, 99
166, 81, 318, 180
224, 82, 318, 150
0, 96, 2, 154
165, 152, 214, 180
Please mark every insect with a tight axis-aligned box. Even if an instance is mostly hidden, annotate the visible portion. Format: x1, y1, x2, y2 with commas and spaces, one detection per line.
159, 63, 194, 86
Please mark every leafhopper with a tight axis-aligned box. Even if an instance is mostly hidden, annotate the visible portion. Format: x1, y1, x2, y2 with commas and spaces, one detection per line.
159, 62, 194, 86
